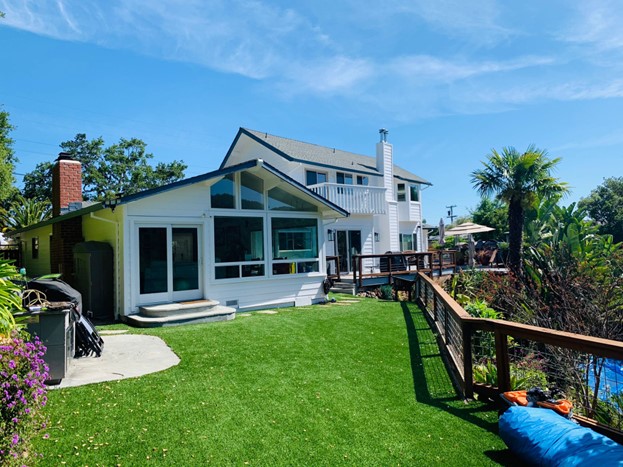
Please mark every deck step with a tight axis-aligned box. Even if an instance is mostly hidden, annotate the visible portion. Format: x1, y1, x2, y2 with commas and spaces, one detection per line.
330, 281, 356, 295
139, 299, 220, 317
128, 300, 236, 328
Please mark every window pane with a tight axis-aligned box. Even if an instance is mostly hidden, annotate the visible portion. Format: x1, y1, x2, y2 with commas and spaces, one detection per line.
271, 218, 318, 259
337, 172, 353, 185
268, 187, 318, 212
216, 265, 239, 279
306, 171, 326, 185
397, 183, 406, 202
173, 228, 198, 291
241, 171, 264, 210
410, 184, 419, 202
32, 237, 39, 259
400, 234, 414, 251
211, 174, 235, 208
242, 264, 265, 277
297, 261, 319, 273
357, 176, 369, 186
139, 227, 168, 294
214, 217, 264, 263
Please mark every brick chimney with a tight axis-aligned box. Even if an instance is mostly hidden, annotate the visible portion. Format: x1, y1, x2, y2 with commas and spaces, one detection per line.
50, 152, 84, 284
52, 152, 83, 216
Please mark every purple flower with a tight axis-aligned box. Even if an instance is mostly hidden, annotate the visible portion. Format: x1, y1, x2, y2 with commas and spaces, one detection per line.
11, 434, 19, 445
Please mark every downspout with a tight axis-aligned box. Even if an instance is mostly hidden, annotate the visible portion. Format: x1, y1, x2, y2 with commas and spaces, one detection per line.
89, 212, 121, 320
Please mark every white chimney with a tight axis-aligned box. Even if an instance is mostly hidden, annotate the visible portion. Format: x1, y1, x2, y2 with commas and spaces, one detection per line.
376, 128, 394, 202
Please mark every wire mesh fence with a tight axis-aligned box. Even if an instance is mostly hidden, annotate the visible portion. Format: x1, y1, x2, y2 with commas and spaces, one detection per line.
415, 272, 623, 437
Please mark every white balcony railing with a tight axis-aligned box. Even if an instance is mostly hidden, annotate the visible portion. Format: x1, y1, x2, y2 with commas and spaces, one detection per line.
308, 183, 386, 214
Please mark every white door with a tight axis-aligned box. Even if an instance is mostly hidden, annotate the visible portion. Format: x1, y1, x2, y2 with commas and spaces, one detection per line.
137, 225, 202, 304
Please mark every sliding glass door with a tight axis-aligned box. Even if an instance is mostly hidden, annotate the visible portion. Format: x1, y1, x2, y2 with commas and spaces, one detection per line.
138, 225, 201, 303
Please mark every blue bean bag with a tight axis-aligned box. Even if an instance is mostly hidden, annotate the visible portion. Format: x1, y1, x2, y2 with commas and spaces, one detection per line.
499, 406, 623, 466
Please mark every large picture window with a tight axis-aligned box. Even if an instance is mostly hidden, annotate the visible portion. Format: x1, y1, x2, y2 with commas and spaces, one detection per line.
271, 218, 319, 275
214, 216, 264, 279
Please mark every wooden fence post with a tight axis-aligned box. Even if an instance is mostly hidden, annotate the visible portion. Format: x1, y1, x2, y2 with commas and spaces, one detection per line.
495, 331, 511, 392
462, 322, 474, 399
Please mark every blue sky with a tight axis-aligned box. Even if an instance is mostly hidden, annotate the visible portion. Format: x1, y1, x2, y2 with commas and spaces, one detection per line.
1, 1, 622, 224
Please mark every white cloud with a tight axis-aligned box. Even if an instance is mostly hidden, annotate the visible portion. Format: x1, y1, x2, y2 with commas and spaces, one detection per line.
2, 0, 622, 119
390, 0, 513, 44
560, 0, 623, 51
389, 55, 555, 84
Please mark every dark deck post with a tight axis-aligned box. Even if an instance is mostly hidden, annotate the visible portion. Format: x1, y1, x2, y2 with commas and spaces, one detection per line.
495, 331, 511, 392
462, 321, 474, 399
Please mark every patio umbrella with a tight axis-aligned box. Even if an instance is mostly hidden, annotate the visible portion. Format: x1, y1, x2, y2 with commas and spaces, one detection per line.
439, 218, 445, 245
444, 222, 495, 236
444, 222, 495, 267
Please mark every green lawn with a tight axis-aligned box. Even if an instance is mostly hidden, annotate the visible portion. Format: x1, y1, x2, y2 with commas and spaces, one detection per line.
34, 296, 513, 465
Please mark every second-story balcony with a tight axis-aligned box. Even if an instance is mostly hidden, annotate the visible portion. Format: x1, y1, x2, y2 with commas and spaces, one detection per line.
308, 183, 386, 214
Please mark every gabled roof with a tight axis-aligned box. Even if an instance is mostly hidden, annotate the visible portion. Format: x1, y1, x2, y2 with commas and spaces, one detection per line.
8, 159, 348, 236
221, 128, 432, 186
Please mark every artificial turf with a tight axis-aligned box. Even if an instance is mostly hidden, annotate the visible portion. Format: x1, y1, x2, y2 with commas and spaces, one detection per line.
33, 296, 513, 465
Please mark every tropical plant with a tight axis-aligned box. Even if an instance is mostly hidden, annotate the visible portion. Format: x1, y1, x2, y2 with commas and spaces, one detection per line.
0, 195, 51, 232
0, 260, 21, 337
471, 146, 568, 276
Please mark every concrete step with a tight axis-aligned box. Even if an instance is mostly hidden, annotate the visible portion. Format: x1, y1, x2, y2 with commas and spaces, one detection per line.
127, 301, 236, 328
330, 281, 356, 295
139, 299, 220, 317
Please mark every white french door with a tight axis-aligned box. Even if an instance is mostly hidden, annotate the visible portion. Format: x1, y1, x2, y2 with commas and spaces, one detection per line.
137, 225, 202, 303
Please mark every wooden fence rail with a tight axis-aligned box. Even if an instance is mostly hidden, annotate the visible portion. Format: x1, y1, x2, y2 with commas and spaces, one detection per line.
414, 271, 623, 442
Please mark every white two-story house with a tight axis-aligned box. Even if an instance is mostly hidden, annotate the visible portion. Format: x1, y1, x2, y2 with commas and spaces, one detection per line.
220, 128, 432, 274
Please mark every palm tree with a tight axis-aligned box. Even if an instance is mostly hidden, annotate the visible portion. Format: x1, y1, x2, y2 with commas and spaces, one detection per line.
471, 146, 568, 276
0, 195, 52, 232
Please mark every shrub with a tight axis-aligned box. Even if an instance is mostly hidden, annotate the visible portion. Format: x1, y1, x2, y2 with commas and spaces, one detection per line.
1, 331, 49, 466
0, 260, 22, 337
379, 285, 393, 300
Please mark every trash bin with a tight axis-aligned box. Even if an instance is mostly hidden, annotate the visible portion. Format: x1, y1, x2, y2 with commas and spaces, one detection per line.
25, 304, 75, 385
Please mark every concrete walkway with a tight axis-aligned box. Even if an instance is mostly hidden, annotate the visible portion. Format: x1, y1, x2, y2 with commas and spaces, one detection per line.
51, 333, 180, 389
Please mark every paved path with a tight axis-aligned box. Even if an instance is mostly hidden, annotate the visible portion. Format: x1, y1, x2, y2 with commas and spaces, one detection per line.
51, 333, 180, 389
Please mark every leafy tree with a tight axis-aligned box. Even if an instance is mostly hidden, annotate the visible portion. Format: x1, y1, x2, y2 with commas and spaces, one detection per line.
0, 109, 18, 209
0, 195, 51, 232
22, 134, 187, 202
578, 177, 623, 244
469, 197, 508, 241
21, 161, 54, 203
471, 146, 568, 276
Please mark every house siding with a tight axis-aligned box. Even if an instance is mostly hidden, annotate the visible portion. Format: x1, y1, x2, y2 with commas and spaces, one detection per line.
121, 176, 332, 316
16, 225, 53, 278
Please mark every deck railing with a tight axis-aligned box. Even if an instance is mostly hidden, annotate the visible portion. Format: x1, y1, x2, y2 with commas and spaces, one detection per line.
414, 271, 623, 442
308, 183, 386, 214
326, 255, 341, 281
351, 251, 456, 288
